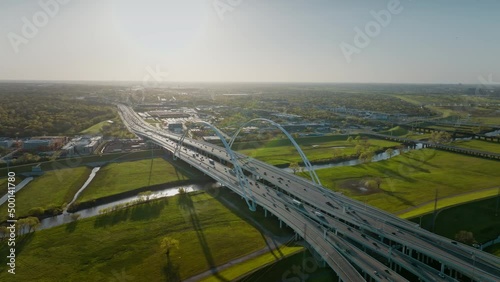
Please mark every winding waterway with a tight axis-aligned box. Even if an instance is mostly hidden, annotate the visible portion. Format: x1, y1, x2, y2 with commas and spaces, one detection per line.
38, 184, 202, 231
283, 143, 423, 172
29, 143, 424, 233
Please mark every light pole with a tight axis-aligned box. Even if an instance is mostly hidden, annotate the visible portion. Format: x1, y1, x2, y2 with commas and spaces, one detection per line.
432, 188, 439, 232
495, 186, 499, 217
472, 254, 476, 282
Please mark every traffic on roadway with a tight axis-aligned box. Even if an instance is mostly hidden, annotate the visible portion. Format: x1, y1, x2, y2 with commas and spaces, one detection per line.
117, 104, 500, 282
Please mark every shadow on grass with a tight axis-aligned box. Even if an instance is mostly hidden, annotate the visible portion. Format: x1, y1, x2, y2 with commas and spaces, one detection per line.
94, 199, 168, 228
163, 260, 181, 282
177, 192, 229, 282
392, 160, 431, 174
65, 221, 78, 233
373, 166, 416, 183
405, 151, 439, 168
261, 232, 286, 260
0, 232, 35, 265
381, 189, 415, 207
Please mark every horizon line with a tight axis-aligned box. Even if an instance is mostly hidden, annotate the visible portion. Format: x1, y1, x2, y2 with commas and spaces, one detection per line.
0, 79, 496, 86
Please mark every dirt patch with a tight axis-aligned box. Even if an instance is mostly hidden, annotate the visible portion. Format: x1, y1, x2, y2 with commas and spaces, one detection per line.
339, 179, 381, 195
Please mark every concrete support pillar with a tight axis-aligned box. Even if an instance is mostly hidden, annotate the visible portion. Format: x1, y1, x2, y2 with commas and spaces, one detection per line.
264, 209, 267, 217
440, 263, 445, 273
279, 219, 283, 229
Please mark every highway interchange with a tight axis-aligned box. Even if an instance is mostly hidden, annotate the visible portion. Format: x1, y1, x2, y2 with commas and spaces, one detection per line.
118, 104, 500, 282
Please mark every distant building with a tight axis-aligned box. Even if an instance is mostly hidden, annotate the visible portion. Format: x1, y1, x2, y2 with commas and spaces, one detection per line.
62, 136, 103, 156
31, 136, 67, 150
0, 138, 13, 148
23, 139, 51, 150
167, 123, 183, 134
149, 110, 190, 119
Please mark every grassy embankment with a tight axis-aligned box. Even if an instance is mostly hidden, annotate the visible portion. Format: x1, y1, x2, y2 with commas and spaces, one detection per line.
200, 245, 304, 282
80, 114, 135, 139
239, 249, 339, 282
0, 154, 200, 220
409, 197, 500, 244
314, 149, 500, 214
76, 158, 191, 204
0, 192, 270, 281
235, 135, 399, 166
451, 139, 500, 154
0, 149, 165, 175
0, 177, 22, 199
0, 167, 90, 221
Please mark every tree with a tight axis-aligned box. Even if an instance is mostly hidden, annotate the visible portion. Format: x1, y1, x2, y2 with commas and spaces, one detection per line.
0, 226, 7, 241
28, 207, 45, 217
430, 131, 452, 144
289, 162, 300, 174
160, 237, 180, 258
359, 150, 375, 163
347, 136, 353, 143
455, 230, 476, 245
354, 144, 364, 155
374, 177, 383, 189
71, 213, 81, 221
138, 191, 153, 202
332, 148, 343, 159
25, 217, 40, 232
385, 148, 394, 158
354, 135, 361, 144
16, 218, 29, 235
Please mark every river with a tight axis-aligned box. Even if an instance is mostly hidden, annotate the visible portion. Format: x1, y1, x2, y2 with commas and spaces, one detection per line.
283, 143, 424, 172
37, 184, 202, 231
31, 144, 423, 232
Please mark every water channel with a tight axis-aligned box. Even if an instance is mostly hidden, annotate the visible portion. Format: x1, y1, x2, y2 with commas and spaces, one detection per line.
23, 143, 424, 233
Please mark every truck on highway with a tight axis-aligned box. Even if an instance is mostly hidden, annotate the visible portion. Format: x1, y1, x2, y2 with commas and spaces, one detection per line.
292, 199, 303, 207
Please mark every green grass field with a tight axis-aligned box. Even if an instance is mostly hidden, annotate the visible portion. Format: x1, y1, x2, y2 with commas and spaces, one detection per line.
77, 158, 190, 203
451, 139, 500, 154
241, 249, 338, 281
80, 120, 113, 135
315, 149, 500, 214
0, 192, 267, 281
405, 132, 433, 141
0, 167, 91, 221
200, 245, 304, 282
0, 177, 22, 198
399, 188, 500, 219
235, 135, 399, 166
379, 126, 408, 136
410, 197, 500, 243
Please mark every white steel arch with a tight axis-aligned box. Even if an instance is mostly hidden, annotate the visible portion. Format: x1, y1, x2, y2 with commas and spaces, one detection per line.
229, 118, 322, 186
175, 121, 257, 211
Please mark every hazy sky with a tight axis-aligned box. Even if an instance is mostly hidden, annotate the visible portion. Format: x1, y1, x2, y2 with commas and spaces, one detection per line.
1, 0, 499, 83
